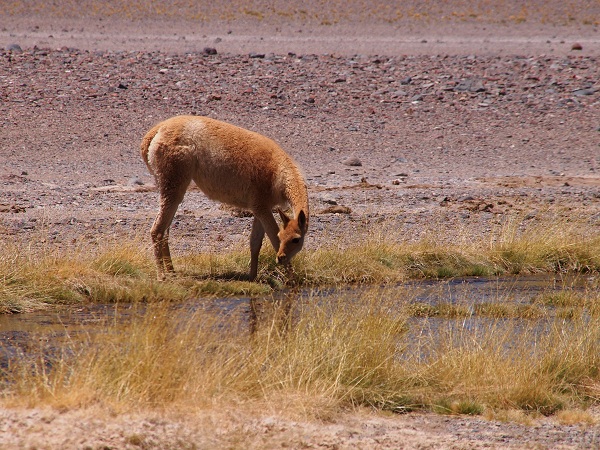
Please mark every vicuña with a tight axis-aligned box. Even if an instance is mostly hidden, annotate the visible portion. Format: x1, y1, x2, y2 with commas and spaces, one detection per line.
141, 115, 309, 280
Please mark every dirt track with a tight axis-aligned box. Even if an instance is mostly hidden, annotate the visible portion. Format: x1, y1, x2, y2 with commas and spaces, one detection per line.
1, 2, 600, 448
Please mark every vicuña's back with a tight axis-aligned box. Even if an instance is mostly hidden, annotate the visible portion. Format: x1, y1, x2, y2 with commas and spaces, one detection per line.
141, 115, 309, 280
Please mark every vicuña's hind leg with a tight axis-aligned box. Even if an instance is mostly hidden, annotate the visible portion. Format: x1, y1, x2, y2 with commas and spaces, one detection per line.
151, 180, 189, 280
249, 217, 266, 280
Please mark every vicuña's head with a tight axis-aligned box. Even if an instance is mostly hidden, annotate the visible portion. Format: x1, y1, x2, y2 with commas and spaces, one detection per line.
276, 208, 308, 266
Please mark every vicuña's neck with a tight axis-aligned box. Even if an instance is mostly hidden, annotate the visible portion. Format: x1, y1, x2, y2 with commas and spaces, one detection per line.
285, 170, 309, 221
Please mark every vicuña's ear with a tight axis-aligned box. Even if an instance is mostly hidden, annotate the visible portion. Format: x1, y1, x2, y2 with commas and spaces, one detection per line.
278, 208, 290, 226
297, 210, 307, 231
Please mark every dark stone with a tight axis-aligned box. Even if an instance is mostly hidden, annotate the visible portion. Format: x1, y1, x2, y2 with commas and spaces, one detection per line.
6, 44, 22, 53
454, 79, 487, 93
573, 88, 597, 96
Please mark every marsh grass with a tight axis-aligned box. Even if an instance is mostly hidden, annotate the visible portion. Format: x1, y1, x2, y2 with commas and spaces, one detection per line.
1, 214, 599, 313
490, 214, 600, 274
2, 287, 599, 420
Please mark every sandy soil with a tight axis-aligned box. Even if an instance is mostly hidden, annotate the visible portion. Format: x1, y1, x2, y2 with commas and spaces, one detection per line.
1, 2, 600, 448
1, 405, 599, 449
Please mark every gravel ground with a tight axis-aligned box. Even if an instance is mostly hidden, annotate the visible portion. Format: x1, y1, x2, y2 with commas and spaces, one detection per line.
1, 2, 600, 448
2, 35, 599, 254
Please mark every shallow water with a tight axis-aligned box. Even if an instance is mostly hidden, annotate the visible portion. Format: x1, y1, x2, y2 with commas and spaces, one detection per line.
0, 274, 595, 368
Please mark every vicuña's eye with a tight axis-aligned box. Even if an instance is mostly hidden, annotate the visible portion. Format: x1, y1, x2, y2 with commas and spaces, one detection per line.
291, 237, 301, 244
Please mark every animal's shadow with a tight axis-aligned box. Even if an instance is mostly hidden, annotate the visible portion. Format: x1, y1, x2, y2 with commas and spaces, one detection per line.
179, 267, 298, 288
182, 271, 254, 282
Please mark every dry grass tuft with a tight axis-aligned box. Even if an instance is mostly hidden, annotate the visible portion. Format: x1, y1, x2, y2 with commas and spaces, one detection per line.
490, 214, 600, 274
556, 409, 598, 425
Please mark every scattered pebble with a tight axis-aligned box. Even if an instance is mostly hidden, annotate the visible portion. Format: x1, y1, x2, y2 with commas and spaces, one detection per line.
6, 43, 22, 53
573, 88, 597, 96
318, 205, 352, 214
320, 193, 338, 205
342, 157, 362, 167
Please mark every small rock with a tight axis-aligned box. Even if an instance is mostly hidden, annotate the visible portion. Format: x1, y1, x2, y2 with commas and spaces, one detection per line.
6, 43, 22, 53
478, 203, 494, 212
203, 47, 217, 55
573, 88, 597, 96
439, 196, 451, 206
454, 79, 487, 93
571, 43, 583, 51
320, 193, 338, 205
319, 205, 352, 215
206, 94, 222, 102
400, 76, 412, 85
249, 52, 265, 58
128, 177, 144, 186
391, 90, 408, 98
524, 210, 538, 220
342, 156, 362, 167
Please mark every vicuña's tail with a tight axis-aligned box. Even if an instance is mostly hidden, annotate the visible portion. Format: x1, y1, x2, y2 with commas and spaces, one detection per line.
140, 122, 162, 174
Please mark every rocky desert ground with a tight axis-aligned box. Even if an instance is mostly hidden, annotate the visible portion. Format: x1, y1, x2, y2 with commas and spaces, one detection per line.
1, 1, 600, 448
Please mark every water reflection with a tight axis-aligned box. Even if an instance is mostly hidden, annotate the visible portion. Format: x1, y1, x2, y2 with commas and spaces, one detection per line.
0, 274, 595, 369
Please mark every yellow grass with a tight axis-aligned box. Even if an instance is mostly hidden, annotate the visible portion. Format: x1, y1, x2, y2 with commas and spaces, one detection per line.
2, 287, 599, 419
0, 214, 599, 313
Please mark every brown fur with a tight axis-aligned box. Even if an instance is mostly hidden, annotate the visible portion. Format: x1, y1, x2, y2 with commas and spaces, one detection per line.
141, 115, 309, 280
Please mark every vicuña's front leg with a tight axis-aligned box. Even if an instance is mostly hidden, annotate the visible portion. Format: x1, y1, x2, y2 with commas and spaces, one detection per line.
249, 210, 281, 279
255, 211, 281, 252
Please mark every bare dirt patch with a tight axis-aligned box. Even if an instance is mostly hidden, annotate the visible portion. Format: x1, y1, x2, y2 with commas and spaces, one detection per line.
1, 406, 599, 449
